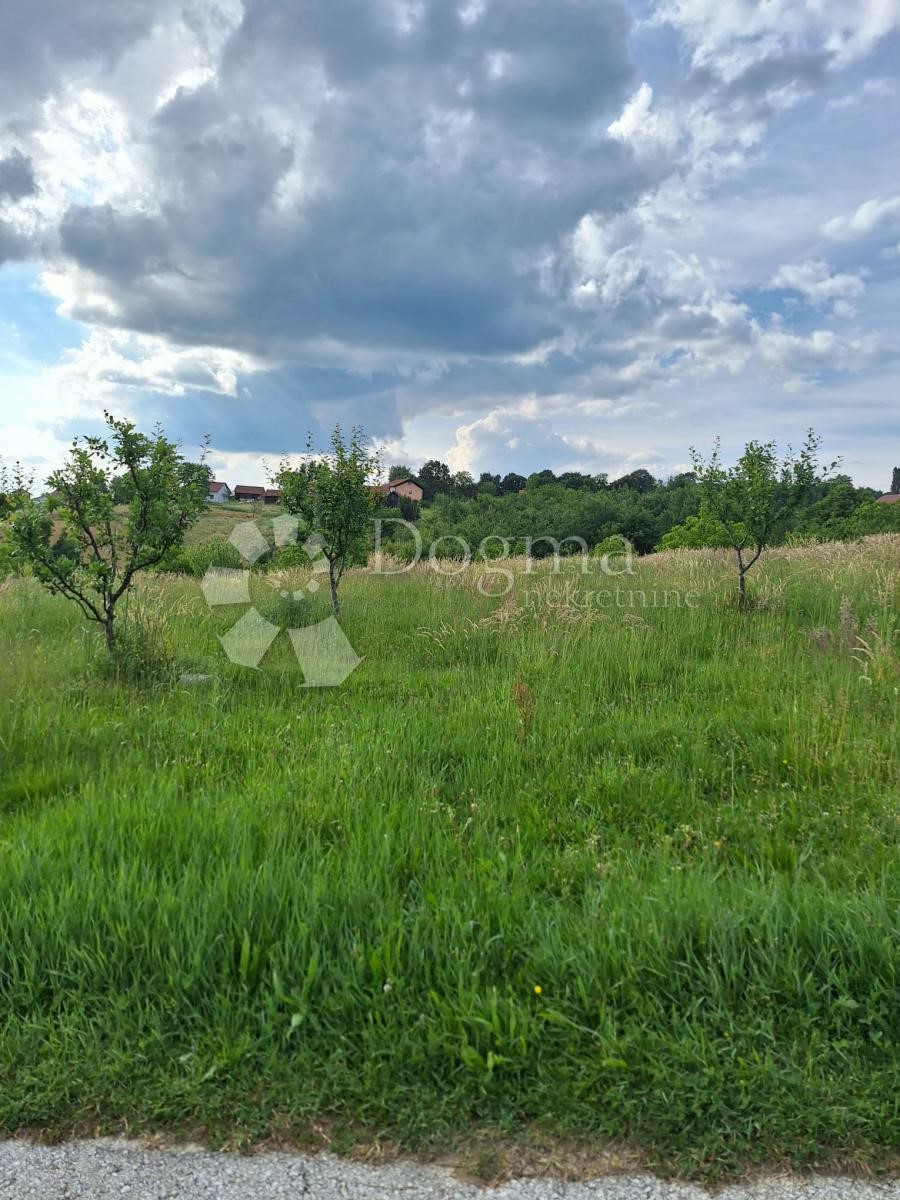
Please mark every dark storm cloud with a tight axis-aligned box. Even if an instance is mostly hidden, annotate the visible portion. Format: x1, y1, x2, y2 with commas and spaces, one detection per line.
60, 205, 172, 282
15, 0, 888, 476
141, 367, 404, 454
0, 0, 167, 118
54, 0, 659, 360
0, 150, 36, 201
0, 220, 31, 264
228, 0, 633, 128
52, 361, 407, 455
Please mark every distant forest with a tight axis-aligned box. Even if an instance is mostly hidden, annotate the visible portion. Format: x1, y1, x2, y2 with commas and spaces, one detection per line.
379, 460, 900, 557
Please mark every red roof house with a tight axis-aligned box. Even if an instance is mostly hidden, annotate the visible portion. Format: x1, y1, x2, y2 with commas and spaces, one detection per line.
370, 477, 424, 503
234, 485, 266, 502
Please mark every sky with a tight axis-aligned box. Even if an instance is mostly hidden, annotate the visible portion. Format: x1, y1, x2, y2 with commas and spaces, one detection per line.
0, 0, 898, 490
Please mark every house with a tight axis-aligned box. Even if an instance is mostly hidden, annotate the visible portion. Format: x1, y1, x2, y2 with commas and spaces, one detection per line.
875, 493, 900, 504
264, 488, 282, 505
371, 477, 424, 503
207, 481, 232, 503
234, 485, 266, 503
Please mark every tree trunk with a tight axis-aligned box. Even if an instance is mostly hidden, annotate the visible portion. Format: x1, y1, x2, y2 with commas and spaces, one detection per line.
104, 609, 116, 652
328, 565, 341, 618
735, 549, 747, 610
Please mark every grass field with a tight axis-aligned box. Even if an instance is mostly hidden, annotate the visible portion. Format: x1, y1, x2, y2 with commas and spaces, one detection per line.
0, 534, 898, 1178
185, 501, 287, 543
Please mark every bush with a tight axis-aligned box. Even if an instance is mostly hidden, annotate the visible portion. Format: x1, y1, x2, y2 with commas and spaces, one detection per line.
658, 511, 744, 551
591, 535, 631, 556
156, 538, 244, 575
0, 523, 18, 578
265, 542, 312, 570
844, 500, 900, 537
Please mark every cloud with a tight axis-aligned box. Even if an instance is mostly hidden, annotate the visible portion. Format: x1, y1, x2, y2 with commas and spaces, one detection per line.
442, 396, 690, 481
826, 76, 895, 110
654, 0, 900, 74
50, 329, 264, 400
822, 195, 900, 240
0, 0, 174, 121
607, 83, 680, 157
41, 0, 655, 370
0, 0, 897, 488
769, 259, 866, 309
444, 403, 620, 476
0, 150, 37, 202
0, 221, 32, 265
755, 324, 882, 379
59, 205, 172, 285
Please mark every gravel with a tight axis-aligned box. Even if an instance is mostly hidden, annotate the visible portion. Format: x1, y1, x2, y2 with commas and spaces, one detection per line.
1, 1140, 898, 1200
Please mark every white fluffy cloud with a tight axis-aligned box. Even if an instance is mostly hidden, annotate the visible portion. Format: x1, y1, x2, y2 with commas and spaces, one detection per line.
770, 260, 866, 310
443, 402, 666, 479
50, 329, 264, 401
823, 195, 900, 241
654, 0, 900, 73
607, 83, 680, 157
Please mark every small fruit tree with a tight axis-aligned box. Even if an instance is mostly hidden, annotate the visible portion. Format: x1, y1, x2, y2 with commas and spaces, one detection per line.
7, 412, 209, 652
691, 430, 833, 607
276, 425, 378, 618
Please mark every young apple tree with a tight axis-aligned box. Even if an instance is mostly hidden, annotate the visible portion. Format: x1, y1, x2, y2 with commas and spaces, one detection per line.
691, 430, 834, 608
276, 425, 378, 618
7, 413, 209, 652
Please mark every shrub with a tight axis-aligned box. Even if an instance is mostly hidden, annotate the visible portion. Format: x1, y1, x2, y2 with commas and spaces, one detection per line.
157, 538, 244, 576
0, 522, 19, 578
658, 510, 747, 551
844, 500, 900, 537
265, 542, 311, 570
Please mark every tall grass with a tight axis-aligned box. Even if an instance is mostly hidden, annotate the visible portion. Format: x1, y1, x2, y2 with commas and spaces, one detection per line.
0, 537, 897, 1176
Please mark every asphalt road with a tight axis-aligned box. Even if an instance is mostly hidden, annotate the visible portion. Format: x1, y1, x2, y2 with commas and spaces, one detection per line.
1, 1140, 898, 1200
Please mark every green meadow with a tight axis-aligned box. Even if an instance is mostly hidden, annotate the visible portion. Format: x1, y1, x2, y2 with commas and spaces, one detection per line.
0, 534, 898, 1177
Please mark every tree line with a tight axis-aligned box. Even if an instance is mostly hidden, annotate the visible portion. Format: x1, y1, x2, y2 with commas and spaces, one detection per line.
1, 414, 898, 656
389, 459, 663, 502
382, 455, 897, 557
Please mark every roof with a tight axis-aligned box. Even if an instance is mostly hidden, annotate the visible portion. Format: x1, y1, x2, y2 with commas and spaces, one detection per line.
264, 488, 281, 498
234, 484, 266, 497
876, 493, 900, 504
371, 477, 421, 493
208, 481, 229, 493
